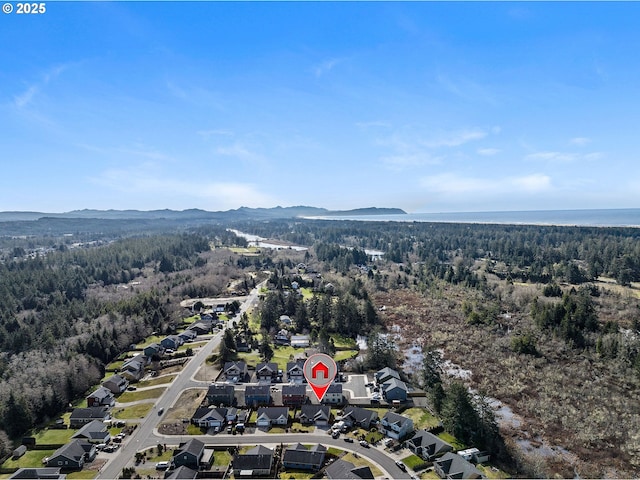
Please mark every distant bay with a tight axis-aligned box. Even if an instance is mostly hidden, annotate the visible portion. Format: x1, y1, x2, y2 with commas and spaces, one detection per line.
307, 208, 640, 228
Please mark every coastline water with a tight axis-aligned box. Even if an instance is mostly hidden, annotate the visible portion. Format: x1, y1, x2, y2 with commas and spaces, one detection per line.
305, 208, 640, 228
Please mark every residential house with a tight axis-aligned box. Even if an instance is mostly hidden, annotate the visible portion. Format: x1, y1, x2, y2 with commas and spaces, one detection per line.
256, 407, 289, 428
434, 452, 484, 479
375, 367, 401, 385
102, 374, 128, 394
279, 315, 292, 325
215, 304, 225, 313
120, 355, 146, 381
189, 322, 211, 335
322, 383, 343, 405
9, 468, 66, 479
86, 387, 115, 408
232, 445, 274, 477
282, 443, 326, 471
223, 361, 248, 383
325, 460, 374, 480
143, 343, 163, 358
165, 466, 197, 480
286, 361, 305, 383
299, 405, 331, 426
207, 383, 235, 406
244, 385, 270, 407
178, 329, 197, 343
255, 362, 279, 383
191, 407, 227, 430
407, 430, 453, 460
380, 411, 414, 441
160, 335, 183, 351
69, 408, 110, 428
282, 384, 307, 406
71, 420, 111, 444
172, 439, 205, 470
291, 335, 310, 348
235, 337, 251, 353
340, 406, 378, 430
46, 440, 96, 470
382, 377, 408, 402
274, 330, 290, 346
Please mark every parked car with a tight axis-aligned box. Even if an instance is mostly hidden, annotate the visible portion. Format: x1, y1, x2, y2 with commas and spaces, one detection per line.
332, 431, 340, 439
127, 386, 137, 391
343, 437, 354, 443
156, 462, 169, 470
359, 440, 369, 448
396, 461, 407, 471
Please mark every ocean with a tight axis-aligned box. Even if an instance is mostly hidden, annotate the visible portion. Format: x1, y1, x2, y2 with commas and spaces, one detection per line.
308, 208, 640, 228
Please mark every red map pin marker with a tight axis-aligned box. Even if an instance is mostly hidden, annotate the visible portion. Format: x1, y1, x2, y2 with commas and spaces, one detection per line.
303, 353, 337, 402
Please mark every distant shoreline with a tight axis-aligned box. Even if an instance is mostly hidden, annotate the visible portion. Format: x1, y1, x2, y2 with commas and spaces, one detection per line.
303, 208, 640, 228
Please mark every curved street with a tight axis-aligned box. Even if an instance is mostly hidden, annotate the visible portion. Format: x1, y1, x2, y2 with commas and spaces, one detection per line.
98, 282, 408, 479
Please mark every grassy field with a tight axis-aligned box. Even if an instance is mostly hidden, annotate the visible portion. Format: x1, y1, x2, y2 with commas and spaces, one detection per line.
66, 471, 98, 479
32, 427, 75, 445
117, 386, 166, 403
401, 408, 441, 430
135, 335, 163, 349
300, 287, 314, 300
330, 334, 357, 349
178, 341, 208, 352
437, 432, 466, 450
326, 447, 343, 456
213, 450, 233, 466
1, 450, 54, 469
333, 350, 358, 362
105, 360, 124, 372
279, 471, 314, 479
137, 374, 176, 388
112, 402, 154, 419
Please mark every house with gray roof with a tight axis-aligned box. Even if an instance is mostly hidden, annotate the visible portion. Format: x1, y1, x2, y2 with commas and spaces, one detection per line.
160, 335, 183, 350
207, 383, 235, 406
69, 407, 110, 429
299, 405, 331, 426
71, 420, 111, 444
407, 430, 453, 460
434, 452, 485, 479
325, 459, 374, 480
282, 384, 307, 406
381, 411, 414, 440
340, 406, 378, 429
86, 387, 115, 408
172, 439, 206, 470
232, 445, 274, 477
244, 385, 270, 407
256, 407, 289, 428
9, 468, 66, 479
382, 377, 408, 402
165, 466, 197, 479
282, 443, 326, 471
191, 407, 227, 429
286, 360, 305, 383
143, 343, 163, 358
223, 361, 249, 383
102, 374, 128, 394
46, 440, 95, 470
375, 367, 400, 385
255, 362, 279, 383
322, 383, 343, 404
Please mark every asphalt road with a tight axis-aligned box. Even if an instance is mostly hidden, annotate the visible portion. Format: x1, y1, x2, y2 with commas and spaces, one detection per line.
98, 282, 406, 479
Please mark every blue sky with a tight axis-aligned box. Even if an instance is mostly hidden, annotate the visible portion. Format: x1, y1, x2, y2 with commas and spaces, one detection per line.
2, 2, 640, 213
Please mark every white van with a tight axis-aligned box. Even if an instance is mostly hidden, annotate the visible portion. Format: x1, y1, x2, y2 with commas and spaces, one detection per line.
156, 461, 169, 470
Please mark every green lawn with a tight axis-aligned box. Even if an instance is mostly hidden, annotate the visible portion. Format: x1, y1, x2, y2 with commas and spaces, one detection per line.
137, 374, 176, 388
476, 464, 511, 479
117, 387, 166, 403
66, 471, 98, 479
1, 450, 54, 469
300, 288, 314, 300
32, 427, 74, 445
289, 422, 312, 433
402, 408, 441, 430
178, 341, 207, 352
330, 334, 357, 349
437, 432, 467, 450
112, 402, 154, 419
182, 315, 200, 324
279, 471, 314, 479
135, 335, 163, 349
268, 427, 286, 434
326, 447, 343, 456
401, 454, 425, 470
213, 450, 233, 467
333, 350, 358, 362
105, 360, 124, 372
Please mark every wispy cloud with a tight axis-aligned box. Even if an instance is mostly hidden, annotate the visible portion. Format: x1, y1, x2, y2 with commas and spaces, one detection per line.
381, 152, 443, 168
13, 64, 68, 109
215, 142, 264, 164
420, 172, 551, 195
312, 58, 344, 77
570, 137, 591, 146
477, 148, 500, 156
422, 128, 489, 148
197, 129, 234, 138
435, 72, 497, 105
526, 151, 603, 162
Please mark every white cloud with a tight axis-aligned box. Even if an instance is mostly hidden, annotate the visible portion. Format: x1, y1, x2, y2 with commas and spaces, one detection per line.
216, 142, 264, 163
512, 173, 552, 192
570, 137, 591, 146
14, 86, 39, 108
381, 152, 442, 168
422, 129, 488, 148
13, 64, 68, 109
526, 150, 603, 163
477, 148, 500, 156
